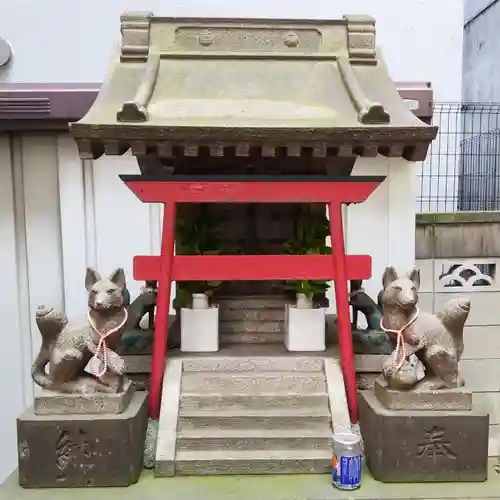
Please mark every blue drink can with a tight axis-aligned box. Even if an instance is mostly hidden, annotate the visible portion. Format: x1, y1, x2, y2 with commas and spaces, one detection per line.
331, 432, 363, 490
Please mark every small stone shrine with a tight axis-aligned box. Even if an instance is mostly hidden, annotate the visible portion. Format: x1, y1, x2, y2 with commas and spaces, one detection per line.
11, 11, 449, 487
359, 266, 489, 482
16, 268, 155, 488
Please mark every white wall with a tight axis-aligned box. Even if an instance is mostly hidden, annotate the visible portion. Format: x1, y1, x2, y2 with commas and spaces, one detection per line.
0, 0, 465, 212
344, 157, 417, 308
0, 0, 463, 102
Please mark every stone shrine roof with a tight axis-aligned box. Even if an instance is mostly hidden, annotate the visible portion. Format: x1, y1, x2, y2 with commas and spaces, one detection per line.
70, 13, 437, 162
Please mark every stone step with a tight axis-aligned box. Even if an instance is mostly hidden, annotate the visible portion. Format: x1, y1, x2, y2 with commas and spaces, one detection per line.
219, 307, 285, 322
181, 371, 327, 394
182, 357, 324, 373
178, 408, 331, 430
180, 392, 329, 410
174, 449, 331, 475
219, 320, 283, 334
220, 332, 284, 344
216, 296, 289, 310
176, 428, 332, 451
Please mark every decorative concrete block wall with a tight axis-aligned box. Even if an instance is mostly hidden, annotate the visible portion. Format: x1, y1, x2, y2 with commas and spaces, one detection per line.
418, 256, 500, 456
355, 212, 500, 456
415, 212, 500, 457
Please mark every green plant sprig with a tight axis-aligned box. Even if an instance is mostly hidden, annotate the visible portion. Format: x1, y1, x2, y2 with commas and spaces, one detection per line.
283, 210, 332, 300
173, 207, 222, 309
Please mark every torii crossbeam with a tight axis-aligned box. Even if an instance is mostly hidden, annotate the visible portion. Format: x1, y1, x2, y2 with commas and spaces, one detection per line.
121, 174, 386, 422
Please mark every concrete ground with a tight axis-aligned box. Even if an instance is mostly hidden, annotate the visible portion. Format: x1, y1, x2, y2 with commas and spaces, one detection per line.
2, 461, 500, 500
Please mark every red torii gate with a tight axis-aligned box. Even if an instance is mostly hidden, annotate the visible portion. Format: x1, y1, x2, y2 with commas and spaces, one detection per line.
121, 174, 386, 422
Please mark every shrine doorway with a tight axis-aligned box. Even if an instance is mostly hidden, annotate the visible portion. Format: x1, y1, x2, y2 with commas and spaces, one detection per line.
210, 202, 303, 296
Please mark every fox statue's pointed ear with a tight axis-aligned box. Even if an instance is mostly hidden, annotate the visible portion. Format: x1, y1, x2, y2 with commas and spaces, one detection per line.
85, 268, 101, 291
382, 266, 398, 289
408, 267, 421, 289
109, 268, 126, 288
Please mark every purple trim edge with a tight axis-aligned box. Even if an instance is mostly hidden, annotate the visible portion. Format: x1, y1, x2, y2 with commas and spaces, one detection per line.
0, 82, 433, 127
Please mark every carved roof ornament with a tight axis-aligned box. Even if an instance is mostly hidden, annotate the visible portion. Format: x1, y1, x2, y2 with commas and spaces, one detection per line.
70, 13, 438, 162
120, 11, 153, 62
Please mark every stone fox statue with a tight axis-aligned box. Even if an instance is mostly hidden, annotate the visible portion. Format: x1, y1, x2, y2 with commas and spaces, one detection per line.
31, 268, 156, 394
379, 266, 470, 391
349, 279, 382, 331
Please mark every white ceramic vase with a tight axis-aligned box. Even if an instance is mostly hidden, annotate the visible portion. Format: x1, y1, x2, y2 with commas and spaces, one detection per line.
192, 293, 209, 309
180, 293, 219, 352
284, 293, 326, 352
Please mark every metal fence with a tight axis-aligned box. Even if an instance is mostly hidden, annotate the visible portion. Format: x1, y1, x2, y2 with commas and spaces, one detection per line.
417, 102, 500, 212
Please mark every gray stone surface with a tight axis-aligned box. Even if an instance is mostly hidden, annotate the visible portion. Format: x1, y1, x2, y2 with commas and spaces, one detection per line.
17, 392, 148, 488
219, 307, 285, 322
374, 377, 473, 411
216, 295, 287, 344
176, 428, 332, 451
324, 358, 351, 434
143, 418, 159, 470
156, 356, 340, 476
219, 320, 283, 334
34, 380, 135, 415
181, 372, 327, 393
155, 360, 183, 477
123, 354, 153, 373
128, 373, 150, 391
221, 332, 284, 344
182, 357, 323, 372
217, 296, 288, 310
180, 393, 329, 410
359, 389, 489, 482
356, 373, 379, 390
178, 408, 331, 430
175, 449, 331, 475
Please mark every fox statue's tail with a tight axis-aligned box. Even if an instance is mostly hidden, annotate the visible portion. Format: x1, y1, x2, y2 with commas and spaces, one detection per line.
437, 297, 471, 360
31, 305, 68, 390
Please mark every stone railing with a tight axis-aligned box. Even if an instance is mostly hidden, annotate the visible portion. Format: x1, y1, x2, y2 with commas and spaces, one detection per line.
355, 211, 500, 457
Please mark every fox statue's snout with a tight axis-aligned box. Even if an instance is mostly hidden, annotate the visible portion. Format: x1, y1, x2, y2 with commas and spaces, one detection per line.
391, 283, 418, 309
86, 268, 127, 311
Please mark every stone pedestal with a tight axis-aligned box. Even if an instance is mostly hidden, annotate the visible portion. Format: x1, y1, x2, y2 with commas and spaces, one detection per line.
359, 385, 489, 482
34, 380, 135, 415
17, 391, 148, 488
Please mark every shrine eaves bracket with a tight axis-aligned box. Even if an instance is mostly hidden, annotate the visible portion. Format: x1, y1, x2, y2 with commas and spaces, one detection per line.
70, 13, 437, 163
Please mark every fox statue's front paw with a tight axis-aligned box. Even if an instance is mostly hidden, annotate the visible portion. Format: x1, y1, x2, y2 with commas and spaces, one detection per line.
383, 352, 425, 390
114, 357, 126, 375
